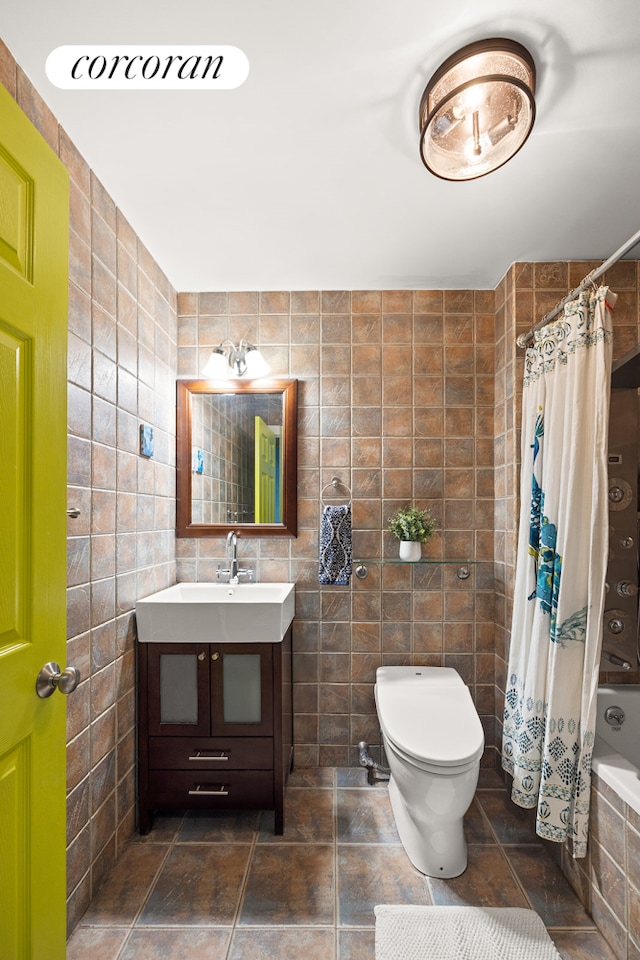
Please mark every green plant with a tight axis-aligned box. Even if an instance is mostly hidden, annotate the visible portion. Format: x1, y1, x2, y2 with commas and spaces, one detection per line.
388, 505, 435, 543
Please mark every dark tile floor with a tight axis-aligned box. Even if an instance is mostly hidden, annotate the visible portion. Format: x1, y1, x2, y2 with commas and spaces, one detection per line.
67, 767, 619, 960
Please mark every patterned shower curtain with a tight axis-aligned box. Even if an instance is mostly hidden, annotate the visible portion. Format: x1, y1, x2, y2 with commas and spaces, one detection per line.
502, 285, 614, 857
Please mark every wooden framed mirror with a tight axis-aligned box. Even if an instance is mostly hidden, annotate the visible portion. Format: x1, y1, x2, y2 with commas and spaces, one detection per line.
176, 378, 298, 537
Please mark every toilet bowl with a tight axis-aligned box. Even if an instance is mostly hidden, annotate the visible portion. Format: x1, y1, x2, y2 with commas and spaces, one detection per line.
375, 665, 484, 878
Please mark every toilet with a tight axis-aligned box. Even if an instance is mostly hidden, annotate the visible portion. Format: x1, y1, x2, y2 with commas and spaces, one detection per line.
375, 665, 484, 878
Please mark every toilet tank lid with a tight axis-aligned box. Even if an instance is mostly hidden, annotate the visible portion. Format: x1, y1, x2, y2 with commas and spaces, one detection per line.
376, 666, 464, 687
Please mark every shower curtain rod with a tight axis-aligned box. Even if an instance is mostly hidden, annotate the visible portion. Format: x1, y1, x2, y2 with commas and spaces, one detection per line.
516, 226, 640, 348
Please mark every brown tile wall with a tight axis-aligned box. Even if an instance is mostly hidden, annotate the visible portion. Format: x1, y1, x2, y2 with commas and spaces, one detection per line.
65, 175, 178, 932
176, 290, 498, 768
0, 39, 178, 934
551, 774, 640, 960
589, 775, 640, 960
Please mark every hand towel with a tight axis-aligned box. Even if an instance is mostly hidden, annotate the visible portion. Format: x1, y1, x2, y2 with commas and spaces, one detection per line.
318, 504, 352, 585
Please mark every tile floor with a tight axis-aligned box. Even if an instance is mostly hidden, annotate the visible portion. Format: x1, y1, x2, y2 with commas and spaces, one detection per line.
67, 767, 619, 960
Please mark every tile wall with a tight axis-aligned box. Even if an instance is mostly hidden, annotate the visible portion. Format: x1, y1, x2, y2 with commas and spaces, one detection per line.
569, 772, 640, 960
0, 40, 179, 933
176, 290, 498, 768
64, 170, 178, 931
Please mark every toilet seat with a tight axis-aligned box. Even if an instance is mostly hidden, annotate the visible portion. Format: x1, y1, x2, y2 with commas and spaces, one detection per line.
375, 667, 484, 770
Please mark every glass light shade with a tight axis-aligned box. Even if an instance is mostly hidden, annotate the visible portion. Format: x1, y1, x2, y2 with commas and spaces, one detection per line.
202, 347, 230, 379
419, 38, 535, 181
243, 345, 271, 379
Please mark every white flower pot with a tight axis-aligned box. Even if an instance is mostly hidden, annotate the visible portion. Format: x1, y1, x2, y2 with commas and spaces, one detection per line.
399, 540, 421, 562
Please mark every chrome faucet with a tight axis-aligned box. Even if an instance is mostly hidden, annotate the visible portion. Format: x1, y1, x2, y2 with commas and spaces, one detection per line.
227, 530, 239, 582
216, 531, 254, 583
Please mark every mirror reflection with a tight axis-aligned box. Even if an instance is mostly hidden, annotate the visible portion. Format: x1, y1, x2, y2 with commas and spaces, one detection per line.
176, 378, 297, 538
191, 392, 284, 524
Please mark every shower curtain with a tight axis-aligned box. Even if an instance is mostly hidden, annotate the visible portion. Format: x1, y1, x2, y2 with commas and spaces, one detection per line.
501, 285, 613, 857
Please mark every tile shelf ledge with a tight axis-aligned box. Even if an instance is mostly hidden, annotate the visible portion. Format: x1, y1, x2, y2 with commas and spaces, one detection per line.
353, 560, 476, 580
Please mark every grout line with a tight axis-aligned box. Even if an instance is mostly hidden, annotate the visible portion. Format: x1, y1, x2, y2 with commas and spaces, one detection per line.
471, 793, 538, 911
225, 815, 261, 960
495, 844, 536, 912
114, 811, 186, 960
333, 767, 339, 958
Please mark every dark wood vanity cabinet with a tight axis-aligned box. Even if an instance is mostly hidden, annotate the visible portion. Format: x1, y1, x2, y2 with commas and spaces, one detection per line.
137, 629, 293, 834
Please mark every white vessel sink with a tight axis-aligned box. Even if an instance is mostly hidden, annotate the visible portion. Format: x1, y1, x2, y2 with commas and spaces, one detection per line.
135, 582, 295, 645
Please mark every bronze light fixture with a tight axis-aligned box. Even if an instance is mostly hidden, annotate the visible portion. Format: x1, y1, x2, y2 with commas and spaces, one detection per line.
419, 38, 536, 181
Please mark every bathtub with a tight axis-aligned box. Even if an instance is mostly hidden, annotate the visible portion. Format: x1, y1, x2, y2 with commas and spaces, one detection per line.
593, 684, 640, 815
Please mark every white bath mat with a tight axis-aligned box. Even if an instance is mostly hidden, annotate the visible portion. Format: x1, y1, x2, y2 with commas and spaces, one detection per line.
374, 905, 562, 960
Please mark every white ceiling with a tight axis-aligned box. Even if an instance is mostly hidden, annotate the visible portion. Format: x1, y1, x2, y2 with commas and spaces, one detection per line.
3, 1, 640, 292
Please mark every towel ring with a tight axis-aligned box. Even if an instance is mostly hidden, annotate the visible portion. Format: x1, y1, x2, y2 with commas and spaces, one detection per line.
320, 476, 352, 506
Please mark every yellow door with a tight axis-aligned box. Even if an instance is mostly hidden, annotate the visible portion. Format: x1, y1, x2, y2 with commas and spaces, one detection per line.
0, 85, 70, 958
254, 416, 277, 522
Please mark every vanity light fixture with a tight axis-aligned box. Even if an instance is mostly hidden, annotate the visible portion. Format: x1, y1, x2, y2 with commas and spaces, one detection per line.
419, 37, 536, 181
202, 339, 271, 379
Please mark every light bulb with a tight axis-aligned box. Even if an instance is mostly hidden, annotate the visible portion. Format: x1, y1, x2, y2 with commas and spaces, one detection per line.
487, 114, 516, 146
460, 83, 486, 113
432, 103, 465, 139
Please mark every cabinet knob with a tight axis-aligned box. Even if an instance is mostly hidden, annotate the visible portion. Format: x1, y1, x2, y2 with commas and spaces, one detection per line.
197, 652, 206, 661
211, 652, 220, 661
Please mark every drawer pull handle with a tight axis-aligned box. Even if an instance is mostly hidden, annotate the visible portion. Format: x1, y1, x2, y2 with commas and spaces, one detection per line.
188, 785, 229, 796
188, 752, 229, 761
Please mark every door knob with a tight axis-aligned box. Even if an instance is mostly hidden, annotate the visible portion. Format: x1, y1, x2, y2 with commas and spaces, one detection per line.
36, 661, 81, 699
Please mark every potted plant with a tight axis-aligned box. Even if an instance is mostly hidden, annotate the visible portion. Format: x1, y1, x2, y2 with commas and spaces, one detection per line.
388, 505, 435, 561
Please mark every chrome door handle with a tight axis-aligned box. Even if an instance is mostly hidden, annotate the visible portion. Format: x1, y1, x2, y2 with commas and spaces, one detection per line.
36, 661, 81, 699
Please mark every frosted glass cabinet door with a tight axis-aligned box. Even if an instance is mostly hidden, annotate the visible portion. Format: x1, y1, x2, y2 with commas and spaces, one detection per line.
211, 642, 274, 736
147, 644, 210, 736
160, 654, 198, 723
222, 654, 261, 723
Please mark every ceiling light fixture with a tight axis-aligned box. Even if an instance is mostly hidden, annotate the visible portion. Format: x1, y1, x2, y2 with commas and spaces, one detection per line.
202, 339, 271, 379
419, 38, 536, 181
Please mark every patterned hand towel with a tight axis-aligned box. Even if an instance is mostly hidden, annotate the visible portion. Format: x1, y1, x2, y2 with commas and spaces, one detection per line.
319, 504, 352, 585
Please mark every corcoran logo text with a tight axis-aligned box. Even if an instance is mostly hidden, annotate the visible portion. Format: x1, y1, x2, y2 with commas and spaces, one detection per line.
46, 45, 249, 89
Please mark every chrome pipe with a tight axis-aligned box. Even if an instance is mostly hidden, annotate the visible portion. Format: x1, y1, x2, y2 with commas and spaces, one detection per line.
358, 741, 390, 785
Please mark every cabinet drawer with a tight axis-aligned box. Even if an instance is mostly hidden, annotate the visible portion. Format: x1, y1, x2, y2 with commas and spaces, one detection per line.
148, 737, 273, 770
148, 770, 274, 809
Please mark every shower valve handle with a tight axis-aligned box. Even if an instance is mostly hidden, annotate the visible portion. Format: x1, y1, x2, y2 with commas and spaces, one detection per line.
604, 706, 625, 726
616, 581, 638, 598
